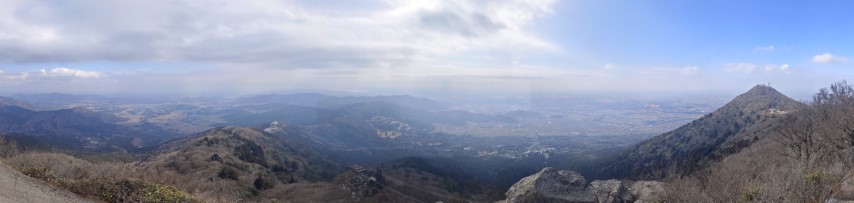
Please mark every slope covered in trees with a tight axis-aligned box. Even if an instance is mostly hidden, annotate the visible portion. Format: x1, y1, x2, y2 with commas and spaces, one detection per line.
667, 81, 854, 202
599, 84, 803, 179
0, 106, 176, 151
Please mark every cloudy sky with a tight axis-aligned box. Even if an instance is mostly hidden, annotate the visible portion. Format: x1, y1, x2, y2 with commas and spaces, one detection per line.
1, 0, 853, 97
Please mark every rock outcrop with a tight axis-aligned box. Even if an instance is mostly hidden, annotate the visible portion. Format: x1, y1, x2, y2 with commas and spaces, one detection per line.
589, 180, 633, 203
629, 181, 666, 203
336, 165, 386, 201
501, 167, 666, 203
503, 167, 593, 203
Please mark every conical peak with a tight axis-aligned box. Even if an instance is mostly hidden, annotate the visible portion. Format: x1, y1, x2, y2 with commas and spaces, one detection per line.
744, 84, 780, 96
726, 84, 801, 113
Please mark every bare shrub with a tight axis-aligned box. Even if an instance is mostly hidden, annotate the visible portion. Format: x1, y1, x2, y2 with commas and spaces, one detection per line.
669, 81, 854, 202
0, 136, 19, 158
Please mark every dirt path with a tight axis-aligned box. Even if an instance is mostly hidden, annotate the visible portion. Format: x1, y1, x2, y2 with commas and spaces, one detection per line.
0, 161, 93, 203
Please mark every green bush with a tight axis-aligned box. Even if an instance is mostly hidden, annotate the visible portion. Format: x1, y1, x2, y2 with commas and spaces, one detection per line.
21, 167, 55, 181
22, 172, 200, 203
805, 170, 822, 185
218, 166, 239, 180
210, 153, 223, 162
740, 187, 761, 202
140, 183, 200, 203
67, 179, 200, 203
254, 174, 277, 190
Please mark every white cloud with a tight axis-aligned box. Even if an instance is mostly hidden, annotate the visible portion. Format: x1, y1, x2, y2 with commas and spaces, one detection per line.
639, 66, 700, 76
753, 45, 775, 53
0, 70, 29, 80
46, 67, 103, 78
764, 64, 792, 74
812, 53, 849, 64
725, 63, 793, 74
724, 63, 757, 73
679, 66, 700, 75
0, 0, 572, 95
0, 0, 557, 70
603, 63, 618, 70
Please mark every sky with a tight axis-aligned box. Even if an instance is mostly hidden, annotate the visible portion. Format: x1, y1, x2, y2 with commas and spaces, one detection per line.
0, 0, 853, 98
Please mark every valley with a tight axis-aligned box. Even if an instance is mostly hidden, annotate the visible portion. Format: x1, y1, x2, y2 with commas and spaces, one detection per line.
3, 1, 852, 202
0, 91, 716, 202
1, 83, 854, 202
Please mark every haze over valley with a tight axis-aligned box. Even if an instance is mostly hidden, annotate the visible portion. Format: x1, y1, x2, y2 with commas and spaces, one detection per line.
2, 0, 854, 202
0, 89, 726, 202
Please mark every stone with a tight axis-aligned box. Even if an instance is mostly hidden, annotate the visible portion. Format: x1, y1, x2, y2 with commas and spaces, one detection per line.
503, 167, 595, 203
628, 181, 667, 203
502, 167, 642, 203
589, 180, 633, 203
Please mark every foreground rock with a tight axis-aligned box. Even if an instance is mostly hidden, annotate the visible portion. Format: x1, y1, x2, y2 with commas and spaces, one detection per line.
589, 180, 633, 203
501, 167, 666, 203
503, 167, 594, 203
629, 181, 666, 203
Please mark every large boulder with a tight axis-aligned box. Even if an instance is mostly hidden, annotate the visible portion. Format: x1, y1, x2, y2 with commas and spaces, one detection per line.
503, 167, 595, 203
502, 168, 646, 203
628, 181, 666, 203
590, 180, 633, 203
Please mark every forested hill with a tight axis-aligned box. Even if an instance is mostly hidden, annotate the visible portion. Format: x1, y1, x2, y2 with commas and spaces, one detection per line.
598, 84, 803, 180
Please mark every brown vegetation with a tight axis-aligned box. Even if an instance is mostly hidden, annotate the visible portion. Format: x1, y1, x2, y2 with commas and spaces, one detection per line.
4, 152, 201, 202
0, 126, 343, 202
666, 81, 854, 202
600, 84, 803, 180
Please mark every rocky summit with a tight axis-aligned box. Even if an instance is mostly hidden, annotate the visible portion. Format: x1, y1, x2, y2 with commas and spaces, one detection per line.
501, 167, 666, 203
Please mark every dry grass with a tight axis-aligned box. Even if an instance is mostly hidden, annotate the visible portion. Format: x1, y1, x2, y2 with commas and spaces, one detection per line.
0, 127, 339, 202
0, 136, 19, 158
2, 152, 248, 202
665, 131, 854, 202
3, 152, 203, 202
260, 183, 353, 202
665, 82, 854, 202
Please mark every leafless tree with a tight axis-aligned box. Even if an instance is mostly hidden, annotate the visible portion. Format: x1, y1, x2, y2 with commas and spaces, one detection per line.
774, 107, 820, 163
813, 81, 854, 148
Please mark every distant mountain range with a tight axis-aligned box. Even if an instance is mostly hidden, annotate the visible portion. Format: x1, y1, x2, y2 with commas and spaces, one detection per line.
233, 93, 454, 112
0, 96, 39, 110
9, 93, 117, 110
8, 85, 850, 202
0, 105, 177, 151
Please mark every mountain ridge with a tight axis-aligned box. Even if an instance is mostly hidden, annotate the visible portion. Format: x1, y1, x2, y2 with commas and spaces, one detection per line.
146, 126, 339, 182
0, 96, 39, 110
598, 84, 803, 180
0, 105, 176, 151
233, 93, 450, 111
